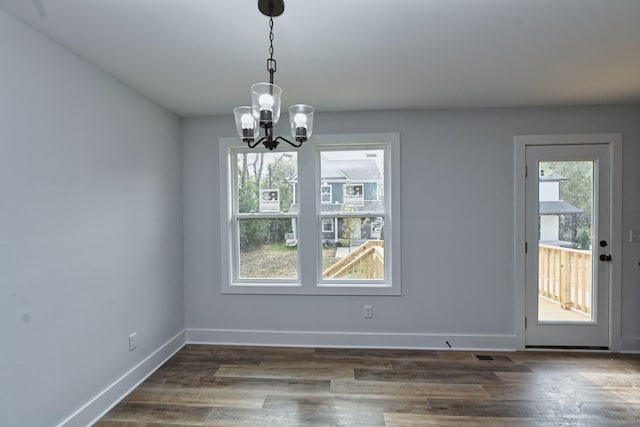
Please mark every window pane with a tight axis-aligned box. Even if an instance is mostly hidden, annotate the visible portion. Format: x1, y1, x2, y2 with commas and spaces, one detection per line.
238, 218, 298, 279
319, 149, 384, 213
237, 152, 297, 214
537, 161, 594, 322
321, 216, 384, 280
319, 149, 386, 282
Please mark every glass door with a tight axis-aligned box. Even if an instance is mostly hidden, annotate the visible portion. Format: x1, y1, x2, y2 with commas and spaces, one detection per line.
525, 144, 610, 348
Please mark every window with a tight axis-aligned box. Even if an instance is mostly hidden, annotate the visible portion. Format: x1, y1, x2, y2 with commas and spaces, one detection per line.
319, 149, 385, 283
219, 133, 400, 295
321, 184, 332, 203
228, 151, 299, 282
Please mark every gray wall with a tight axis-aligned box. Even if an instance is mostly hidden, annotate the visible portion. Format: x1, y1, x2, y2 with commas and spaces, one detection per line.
2, 5, 640, 426
0, 11, 183, 427
183, 106, 640, 349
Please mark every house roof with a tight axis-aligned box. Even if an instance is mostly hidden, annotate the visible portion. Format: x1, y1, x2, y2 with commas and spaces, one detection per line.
321, 156, 381, 181
539, 200, 582, 215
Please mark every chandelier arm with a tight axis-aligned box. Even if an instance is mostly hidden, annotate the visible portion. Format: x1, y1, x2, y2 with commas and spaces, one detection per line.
275, 135, 303, 148
247, 136, 267, 149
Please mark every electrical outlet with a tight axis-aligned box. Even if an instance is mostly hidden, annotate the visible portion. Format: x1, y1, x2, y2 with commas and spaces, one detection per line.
364, 305, 373, 318
630, 229, 640, 243
129, 332, 137, 351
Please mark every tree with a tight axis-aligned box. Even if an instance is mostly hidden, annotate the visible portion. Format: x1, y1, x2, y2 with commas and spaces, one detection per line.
540, 161, 593, 247
236, 152, 297, 249
238, 153, 295, 212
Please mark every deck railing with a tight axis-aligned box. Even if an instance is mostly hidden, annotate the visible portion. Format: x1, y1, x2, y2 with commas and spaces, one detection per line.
323, 240, 384, 279
539, 244, 592, 314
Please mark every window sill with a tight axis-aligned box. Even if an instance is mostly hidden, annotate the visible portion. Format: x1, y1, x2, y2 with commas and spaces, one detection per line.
222, 283, 401, 296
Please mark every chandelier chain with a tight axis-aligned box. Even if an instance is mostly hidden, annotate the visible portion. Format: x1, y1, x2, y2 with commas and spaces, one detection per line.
267, 17, 276, 84
269, 17, 274, 60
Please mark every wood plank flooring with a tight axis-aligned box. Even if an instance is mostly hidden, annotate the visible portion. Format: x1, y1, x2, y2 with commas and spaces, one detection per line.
95, 345, 640, 426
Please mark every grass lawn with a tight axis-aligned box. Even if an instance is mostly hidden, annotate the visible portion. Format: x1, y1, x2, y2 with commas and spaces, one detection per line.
239, 244, 338, 278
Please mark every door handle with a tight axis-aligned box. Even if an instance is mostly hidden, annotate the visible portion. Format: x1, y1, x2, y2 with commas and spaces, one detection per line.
599, 254, 612, 262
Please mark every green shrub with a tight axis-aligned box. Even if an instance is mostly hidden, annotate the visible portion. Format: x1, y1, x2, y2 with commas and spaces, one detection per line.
577, 229, 591, 250
239, 219, 268, 251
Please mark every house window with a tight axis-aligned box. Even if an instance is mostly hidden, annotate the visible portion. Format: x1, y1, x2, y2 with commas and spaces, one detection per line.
219, 133, 400, 295
229, 151, 299, 282
319, 148, 387, 283
321, 184, 332, 203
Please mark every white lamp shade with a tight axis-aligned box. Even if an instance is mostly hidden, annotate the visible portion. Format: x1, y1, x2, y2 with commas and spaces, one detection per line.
288, 104, 314, 140
233, 106, 259, 140
251, 83, 282, 125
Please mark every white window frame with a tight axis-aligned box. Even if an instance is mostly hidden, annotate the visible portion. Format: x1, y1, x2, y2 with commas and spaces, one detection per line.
321, 217, 334, 233
320, 184, 332, 204
219, 133, 401, 295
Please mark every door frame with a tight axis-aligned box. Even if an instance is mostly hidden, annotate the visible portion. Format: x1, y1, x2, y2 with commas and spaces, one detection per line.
514, 133, 622, 352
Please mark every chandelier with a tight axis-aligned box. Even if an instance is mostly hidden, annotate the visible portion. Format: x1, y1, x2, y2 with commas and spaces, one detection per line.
233, 0, 314, 150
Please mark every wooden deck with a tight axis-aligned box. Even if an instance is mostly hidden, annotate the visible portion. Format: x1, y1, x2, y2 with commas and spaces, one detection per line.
96, 344, 640, 426
538, 295, 591, 322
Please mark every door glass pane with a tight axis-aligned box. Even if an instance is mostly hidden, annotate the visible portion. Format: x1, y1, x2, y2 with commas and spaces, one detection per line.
538, 161, 594, 322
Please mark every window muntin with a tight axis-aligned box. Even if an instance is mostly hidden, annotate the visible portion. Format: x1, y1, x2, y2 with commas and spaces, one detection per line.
220, 133, 400, 295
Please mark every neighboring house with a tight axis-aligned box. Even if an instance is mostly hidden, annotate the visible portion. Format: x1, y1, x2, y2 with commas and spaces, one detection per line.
288, 155, 384, 245
539, 171, 582, 247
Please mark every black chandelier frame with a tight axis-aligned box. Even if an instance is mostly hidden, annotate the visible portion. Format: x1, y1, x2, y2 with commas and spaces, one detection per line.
237, 0, 312, 151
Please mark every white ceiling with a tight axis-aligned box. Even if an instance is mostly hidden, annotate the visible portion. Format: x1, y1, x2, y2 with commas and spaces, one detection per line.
2, 0, 640, 117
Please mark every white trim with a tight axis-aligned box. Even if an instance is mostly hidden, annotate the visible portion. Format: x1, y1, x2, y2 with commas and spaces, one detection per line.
59, 330, 186, 427
609, 134, 623, 353
514, 139, 527, 350
186, 328, 517, 351
514, 133, 622, 352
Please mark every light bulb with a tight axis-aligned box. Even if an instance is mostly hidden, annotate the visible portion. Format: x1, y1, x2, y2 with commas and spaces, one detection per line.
293, 113, 307, 128
258, 94, 274, 111
240, 113, 254, 129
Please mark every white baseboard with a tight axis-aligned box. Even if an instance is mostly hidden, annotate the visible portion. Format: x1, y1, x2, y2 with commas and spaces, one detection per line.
186, 328, 517, 351
52, 328, 634, 426
621, 336, 640, 353
58, 330, 186, 427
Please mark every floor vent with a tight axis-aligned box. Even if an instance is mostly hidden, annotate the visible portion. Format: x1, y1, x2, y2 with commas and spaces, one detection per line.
475, 355, 495, 361
492, 355, 512, 362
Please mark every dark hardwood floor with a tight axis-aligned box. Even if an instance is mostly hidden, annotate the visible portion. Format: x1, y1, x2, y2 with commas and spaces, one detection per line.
95, 345, 640, 426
